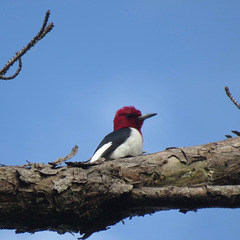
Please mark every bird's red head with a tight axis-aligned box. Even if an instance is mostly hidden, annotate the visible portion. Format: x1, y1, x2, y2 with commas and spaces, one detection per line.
113, 106, 157, 133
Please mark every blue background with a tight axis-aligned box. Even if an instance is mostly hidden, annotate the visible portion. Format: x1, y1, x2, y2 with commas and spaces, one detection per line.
0, 1, 240, 239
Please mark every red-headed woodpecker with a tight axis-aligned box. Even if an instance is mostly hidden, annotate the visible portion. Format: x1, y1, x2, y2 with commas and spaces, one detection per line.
90, 106, 157, 162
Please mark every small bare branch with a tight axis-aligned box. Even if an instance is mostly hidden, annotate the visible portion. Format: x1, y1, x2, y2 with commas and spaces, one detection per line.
0, 10, 54, 80
232, 130, 240, 136
0, 55, 22, 80
225, 86, 240, 110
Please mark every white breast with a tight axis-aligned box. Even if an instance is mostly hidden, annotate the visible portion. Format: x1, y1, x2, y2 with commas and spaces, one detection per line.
110, 127, 143, 159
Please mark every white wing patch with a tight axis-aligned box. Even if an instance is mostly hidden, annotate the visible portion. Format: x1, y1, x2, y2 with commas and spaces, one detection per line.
90, 142, 112, 163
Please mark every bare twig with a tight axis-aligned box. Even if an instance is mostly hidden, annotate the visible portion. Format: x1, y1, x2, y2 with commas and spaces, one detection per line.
0, 10, 54, 80
225, 86, 240, 110
224, 86, 240, 138
232, 130, 240, 136
0, 54, 22, 80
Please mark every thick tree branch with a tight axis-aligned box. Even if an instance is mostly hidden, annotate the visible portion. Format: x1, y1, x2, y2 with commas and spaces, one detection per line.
0, 10, 54, 80
0, 137, 240, 238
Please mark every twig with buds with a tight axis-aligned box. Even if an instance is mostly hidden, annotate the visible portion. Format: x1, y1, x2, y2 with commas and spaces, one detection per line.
0, 10, 54, 80
225, 86, 240, 110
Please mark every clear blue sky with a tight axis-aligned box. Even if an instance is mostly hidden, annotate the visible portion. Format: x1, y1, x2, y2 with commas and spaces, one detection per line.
0, 1, 240, 240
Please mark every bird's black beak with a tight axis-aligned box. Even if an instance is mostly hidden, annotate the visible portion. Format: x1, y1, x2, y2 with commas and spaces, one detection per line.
138, 113, 157, 121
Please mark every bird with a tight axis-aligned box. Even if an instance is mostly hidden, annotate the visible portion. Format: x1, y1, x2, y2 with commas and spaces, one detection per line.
90, 106, 157, 163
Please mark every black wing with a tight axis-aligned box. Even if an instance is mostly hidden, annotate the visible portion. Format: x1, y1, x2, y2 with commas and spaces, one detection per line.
93, 128, 131, 159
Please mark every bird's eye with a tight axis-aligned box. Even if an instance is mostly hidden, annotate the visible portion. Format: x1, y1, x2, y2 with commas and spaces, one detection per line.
126, 114, 133, 119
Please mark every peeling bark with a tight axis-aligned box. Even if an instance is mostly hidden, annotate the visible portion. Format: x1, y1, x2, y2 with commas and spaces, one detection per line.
0, 137, 240, 238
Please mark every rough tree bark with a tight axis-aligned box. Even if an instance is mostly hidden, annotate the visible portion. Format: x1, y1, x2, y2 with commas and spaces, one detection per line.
0, 137, 240, 238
